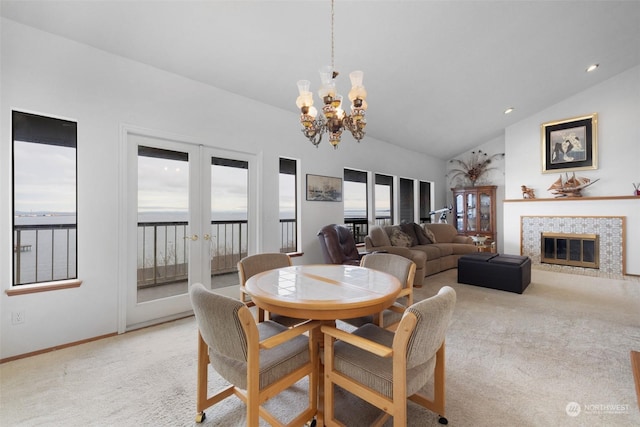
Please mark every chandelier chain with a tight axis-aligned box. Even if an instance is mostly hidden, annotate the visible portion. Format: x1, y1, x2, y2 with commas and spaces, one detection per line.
331, 0, 335, 72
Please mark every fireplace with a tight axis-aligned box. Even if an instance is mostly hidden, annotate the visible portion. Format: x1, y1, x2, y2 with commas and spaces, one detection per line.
520, 216, 625, 277
540, 232, 599, 269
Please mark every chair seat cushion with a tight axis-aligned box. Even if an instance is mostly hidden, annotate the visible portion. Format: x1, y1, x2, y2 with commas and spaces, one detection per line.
210, 320, 310, 390
333, 324, 434, 398
341, 299, 407, 329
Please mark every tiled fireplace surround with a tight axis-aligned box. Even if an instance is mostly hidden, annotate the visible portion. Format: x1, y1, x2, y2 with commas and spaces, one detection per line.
521, 216, 625, 278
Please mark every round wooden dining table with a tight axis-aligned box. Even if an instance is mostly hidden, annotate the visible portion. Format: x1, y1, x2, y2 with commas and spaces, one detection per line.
244, 264, 402, 321
244, 264, 402, 426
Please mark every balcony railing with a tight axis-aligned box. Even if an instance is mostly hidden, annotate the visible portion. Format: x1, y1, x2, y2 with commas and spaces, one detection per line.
137, 219, 296, 288
343, 218, 369, 244
280, 218, 297, 253
13, 224, 77, 285
375, 216, 393, 226
343, 217, 393, 244
13, 219, 296, 288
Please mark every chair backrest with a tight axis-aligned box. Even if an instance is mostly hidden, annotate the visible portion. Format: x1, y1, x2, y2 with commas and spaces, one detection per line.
401, 286, 456, 369
238, 253, 292, 285
360, 252, 415, 291
317, 224, 360, 265
190, 283, 251, 362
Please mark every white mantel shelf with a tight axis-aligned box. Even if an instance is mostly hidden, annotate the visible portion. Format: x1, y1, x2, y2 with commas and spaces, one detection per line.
502, 194, 640, 276
504, 195, 639, 203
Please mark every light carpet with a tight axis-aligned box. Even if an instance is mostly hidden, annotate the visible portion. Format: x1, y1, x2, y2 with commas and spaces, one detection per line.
1, 268, 639, 426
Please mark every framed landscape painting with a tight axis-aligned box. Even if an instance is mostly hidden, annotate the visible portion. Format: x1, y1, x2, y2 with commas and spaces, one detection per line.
541, 113, 598, 173
306, 174, 342, 202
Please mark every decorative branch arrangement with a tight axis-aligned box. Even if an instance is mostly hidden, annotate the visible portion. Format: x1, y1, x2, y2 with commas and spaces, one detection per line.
448, 150, 505, 187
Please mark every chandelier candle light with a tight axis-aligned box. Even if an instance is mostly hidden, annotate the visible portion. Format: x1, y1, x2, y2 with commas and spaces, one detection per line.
296, 0, 368, 149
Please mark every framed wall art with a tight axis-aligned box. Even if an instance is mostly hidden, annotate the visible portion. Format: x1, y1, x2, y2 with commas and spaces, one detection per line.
541, 113, 598, 173
306, 174, 342, 202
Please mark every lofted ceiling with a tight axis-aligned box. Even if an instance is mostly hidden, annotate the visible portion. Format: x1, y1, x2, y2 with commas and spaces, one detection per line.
2, 0, 639, 159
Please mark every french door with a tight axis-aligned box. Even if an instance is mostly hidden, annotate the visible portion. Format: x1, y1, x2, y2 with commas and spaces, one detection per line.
124, 129, 256, 329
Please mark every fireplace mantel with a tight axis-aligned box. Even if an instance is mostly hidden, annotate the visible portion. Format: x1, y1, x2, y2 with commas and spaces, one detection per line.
504, 195, 639, 203
503, 195, 640, 277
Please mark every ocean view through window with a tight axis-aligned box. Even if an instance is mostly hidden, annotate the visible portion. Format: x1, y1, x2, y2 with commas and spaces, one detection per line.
279, 158, 298, 253
344, 168, 368, 243
12, 111, 77, 286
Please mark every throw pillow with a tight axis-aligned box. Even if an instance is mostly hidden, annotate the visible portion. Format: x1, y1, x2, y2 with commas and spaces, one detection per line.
389, 228, 412, 247
400, 223, 419, 246
414, 223, 432, 245
424, 227, 437, 244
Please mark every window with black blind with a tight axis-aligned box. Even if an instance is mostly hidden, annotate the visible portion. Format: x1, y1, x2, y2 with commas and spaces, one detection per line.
279, 158, 298, 253
419, 181, 432, 223
343, 168, 368, 243
12, 111, 77, 285
374, 173, 393, 226
399, 178, 414, 224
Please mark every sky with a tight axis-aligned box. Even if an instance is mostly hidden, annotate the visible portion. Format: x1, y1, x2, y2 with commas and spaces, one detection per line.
13, 141, 76, 213
14, 140, 372, 221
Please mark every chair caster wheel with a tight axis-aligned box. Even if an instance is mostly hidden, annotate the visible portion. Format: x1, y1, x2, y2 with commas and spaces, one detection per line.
195, 412, 206, 423
438, 415, 448, 424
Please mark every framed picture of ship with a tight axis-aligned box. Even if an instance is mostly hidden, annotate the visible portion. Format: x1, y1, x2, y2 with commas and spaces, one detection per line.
306, 174, 342, 202
541, 113, 598, 173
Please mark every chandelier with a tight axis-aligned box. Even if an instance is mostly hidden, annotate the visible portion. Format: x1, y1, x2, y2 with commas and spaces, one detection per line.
295, 0, 368, 149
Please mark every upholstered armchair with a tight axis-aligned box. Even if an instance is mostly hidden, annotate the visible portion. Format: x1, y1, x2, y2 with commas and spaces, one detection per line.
342, 252, 416, 330
322, 286, 457, 426
238, 253, 306, 326
317, 224, 363, 265
189, 283, 320, 426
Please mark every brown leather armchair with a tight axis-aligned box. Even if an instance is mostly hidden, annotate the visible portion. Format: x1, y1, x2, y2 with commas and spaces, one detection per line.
317, 224, 362, 265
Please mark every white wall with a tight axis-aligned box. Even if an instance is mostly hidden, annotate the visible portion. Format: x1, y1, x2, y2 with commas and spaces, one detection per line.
0, 19, 446, 359
503, 66, 640, 274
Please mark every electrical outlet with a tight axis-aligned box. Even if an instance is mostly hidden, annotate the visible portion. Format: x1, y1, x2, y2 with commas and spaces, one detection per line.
11, 310, 25, 325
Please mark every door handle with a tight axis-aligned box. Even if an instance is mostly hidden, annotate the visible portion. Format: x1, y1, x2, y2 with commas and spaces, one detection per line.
203, 234, 211, 241
184, 234, 199, 241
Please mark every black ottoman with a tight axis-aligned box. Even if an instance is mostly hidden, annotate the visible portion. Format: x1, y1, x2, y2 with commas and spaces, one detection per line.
458, 253, 531, 294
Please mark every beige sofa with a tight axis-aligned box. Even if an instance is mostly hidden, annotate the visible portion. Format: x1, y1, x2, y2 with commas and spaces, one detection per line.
365, 223, 476, 287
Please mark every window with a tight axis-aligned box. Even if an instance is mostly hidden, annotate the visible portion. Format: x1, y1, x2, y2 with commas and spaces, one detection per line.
279, 158, 298, 253
137, 146, 189, 298
12, 111, 77, 285
343, 168, 368, 244
419, 181, 433, 223
211, 157, 249, 270
399, 178, 415, 224
374, 173, 393, 226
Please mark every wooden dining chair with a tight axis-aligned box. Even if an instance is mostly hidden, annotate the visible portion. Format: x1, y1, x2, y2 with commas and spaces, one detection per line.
342, 253, 416, 330
238, 253, 306, 326
322, 286, 456, 426
189, 283, 321, 426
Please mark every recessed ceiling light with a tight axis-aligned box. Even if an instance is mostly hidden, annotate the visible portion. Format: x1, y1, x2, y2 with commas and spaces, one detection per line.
504, 107, 514, 115
586, 64, 599, 72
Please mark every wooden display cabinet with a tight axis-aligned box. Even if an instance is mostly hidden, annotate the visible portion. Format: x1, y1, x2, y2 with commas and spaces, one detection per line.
452, 185, 497, 247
